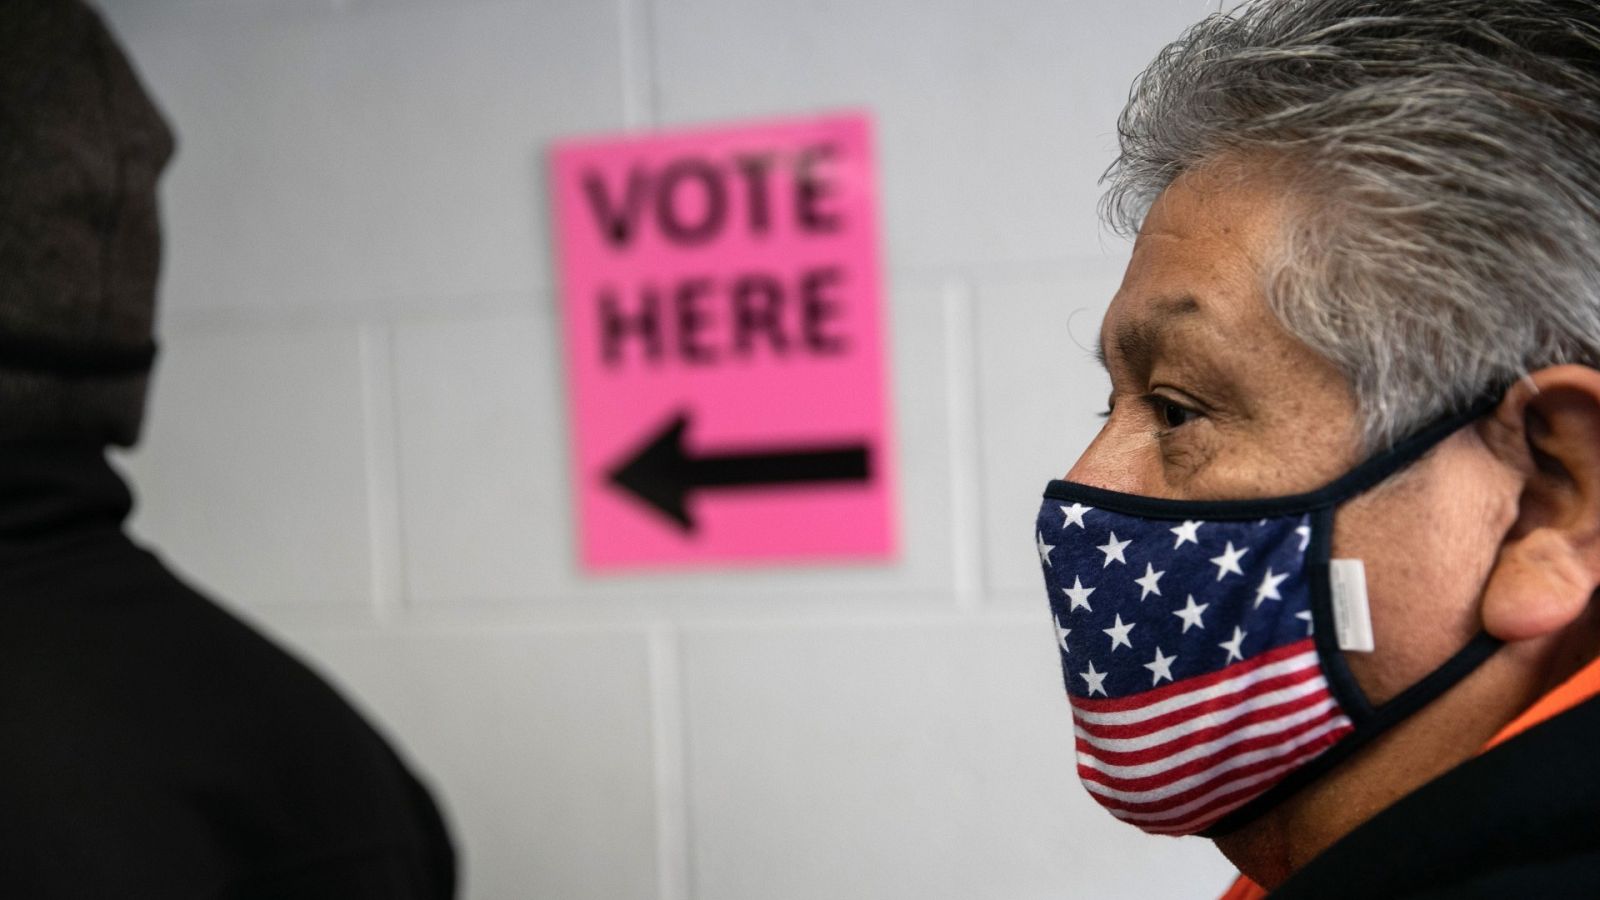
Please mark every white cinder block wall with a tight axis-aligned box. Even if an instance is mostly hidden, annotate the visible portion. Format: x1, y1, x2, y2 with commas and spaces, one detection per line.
97, 1, 1237, 897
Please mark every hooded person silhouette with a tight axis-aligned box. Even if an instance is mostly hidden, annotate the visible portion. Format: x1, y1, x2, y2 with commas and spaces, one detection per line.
0, 2, 456, 895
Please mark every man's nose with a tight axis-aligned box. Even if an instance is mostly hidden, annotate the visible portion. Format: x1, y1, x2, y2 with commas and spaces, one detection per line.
1064, 424, 1144, 493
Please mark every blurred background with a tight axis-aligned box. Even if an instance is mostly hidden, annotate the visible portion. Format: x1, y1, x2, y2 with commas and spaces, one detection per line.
96, 0, 1234, 897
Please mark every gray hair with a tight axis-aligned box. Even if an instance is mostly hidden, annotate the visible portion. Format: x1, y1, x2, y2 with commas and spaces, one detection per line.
1104, 0, 1600, 449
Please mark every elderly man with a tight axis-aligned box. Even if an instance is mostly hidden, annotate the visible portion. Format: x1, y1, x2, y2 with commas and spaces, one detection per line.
1035, 1, 1600, 896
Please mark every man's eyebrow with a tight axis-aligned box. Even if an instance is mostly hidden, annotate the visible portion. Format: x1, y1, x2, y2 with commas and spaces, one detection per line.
1095, 294, 1202, 374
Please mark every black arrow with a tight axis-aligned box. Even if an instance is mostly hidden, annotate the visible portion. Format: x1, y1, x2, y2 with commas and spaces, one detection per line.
607, 411, 872, 532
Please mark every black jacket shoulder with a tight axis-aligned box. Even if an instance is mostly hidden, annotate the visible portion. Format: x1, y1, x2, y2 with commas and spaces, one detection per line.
0, 448, 455, 898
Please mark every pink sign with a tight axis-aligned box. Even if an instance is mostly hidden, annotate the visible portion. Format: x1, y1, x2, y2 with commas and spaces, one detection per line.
550, 112, 896, 570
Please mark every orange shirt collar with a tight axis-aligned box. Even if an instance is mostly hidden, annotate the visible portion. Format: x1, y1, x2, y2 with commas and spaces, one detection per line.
1483, 653, 1600, 751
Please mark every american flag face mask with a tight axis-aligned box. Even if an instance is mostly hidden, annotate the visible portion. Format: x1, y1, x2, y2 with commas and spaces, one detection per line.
1035, 398, 1503, 837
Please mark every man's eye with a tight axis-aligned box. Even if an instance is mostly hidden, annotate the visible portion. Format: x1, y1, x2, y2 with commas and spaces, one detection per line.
1148, 395, 1198, 430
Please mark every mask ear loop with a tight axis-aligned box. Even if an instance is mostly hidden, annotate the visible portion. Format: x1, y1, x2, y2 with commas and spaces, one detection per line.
1207, 559, 1502, 841
1205, 393, 1511, 838
1298, 390, 1512, 727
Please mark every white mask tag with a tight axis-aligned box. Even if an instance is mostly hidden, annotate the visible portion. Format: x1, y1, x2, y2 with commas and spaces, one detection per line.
1330, 559, 1375, 653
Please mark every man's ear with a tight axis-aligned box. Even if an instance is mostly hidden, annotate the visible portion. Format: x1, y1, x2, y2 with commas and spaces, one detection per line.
1479, 365, 1600, 641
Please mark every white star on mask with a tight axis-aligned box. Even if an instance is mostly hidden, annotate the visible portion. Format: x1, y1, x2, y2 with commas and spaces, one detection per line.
1061, 576, 1095, 612
1219, 626, 1248, 663
1080, 660, 1108, 697
1134, 563, 1165, 600
1060, 503, 1091, 529
1170, 519, 1203, 549
1297, 610, 1314, 635
1054, 615, 1071, 652
1210, 541, 1248, 580
1103, 614, 1136, 651
1172, 594, 1209, 633
1254, 568, 1289, 608
1144, 646, 1177, 685
1036, 531, 1055, 567
1295, 523, 1312, 552
1097, 531, 1131, 567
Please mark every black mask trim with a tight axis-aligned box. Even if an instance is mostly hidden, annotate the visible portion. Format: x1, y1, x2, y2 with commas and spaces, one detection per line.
1202, 631, 1502, 837
1042, 394, 1502, 522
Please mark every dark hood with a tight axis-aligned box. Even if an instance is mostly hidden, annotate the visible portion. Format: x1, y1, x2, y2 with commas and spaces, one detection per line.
0, 0, 174, 447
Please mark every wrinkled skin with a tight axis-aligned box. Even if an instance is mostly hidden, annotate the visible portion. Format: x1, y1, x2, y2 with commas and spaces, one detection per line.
1069, 164, 1600, 887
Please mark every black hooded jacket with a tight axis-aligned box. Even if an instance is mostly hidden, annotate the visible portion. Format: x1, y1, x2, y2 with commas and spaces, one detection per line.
0, 3, 454, 894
